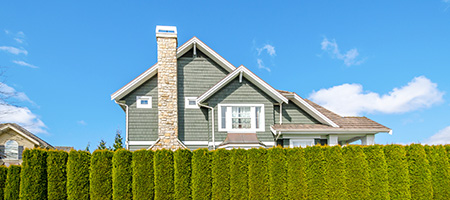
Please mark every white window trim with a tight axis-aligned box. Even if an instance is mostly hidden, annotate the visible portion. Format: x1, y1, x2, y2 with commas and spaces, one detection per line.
289, 139, 315, 148
185, 97, 199, 109
136, 96, 152, 108
218, 104, 265, 133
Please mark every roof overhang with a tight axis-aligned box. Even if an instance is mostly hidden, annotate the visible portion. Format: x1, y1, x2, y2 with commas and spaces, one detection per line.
197, 65, 289, 104
273, 128, 392, 134
111, 63, 158, 101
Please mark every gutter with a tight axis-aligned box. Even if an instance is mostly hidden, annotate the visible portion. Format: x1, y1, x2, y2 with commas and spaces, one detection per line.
198, 103, 215, 150
114, 100, 129, 150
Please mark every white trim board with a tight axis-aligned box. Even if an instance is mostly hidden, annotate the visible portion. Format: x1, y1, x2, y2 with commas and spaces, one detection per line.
0, 125, 40, 146
111, 63, 158, 101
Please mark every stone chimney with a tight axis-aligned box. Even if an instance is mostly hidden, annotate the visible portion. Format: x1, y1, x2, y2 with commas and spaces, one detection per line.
152, 26, 184, 150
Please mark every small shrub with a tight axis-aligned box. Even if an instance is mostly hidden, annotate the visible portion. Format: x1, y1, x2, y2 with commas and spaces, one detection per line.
154, 149, 174, 200
47, 150, 68, 200
211, 149, 230, 200
384, 144, 411, 200
325, 146, 347, 200
230, 149, 248, 200
248, 148, 269, 200
286, 147, 306, 200
19, 149, 47, 200
406, 144, 432, 200
425, 145, 450, 199
192, 148, 211, 200
67, 150, 90, 200
304, 146, 326, 200
363, 145, 389, 200
132, 150, 154, 200
4, 165, 21, 200
90, 150, 113, 200
112, 149, 132, 200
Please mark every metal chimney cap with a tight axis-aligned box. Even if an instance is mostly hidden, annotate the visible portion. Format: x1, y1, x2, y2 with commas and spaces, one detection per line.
156, 25, 177, 38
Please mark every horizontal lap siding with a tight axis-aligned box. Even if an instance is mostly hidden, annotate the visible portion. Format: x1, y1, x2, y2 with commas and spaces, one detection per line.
274, 103, 319, 124
129, 145, 150, 151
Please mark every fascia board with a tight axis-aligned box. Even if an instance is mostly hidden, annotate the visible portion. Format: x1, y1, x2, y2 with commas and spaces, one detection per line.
289, 94, 339, 128
276, 129, 391, 134
0, 125, 40, 145
111, 64, 158, 101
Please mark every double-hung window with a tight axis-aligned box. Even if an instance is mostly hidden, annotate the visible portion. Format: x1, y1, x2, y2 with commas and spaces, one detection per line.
218, 104, 264, 132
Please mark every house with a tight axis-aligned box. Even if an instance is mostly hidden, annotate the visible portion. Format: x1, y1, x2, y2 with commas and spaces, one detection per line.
0, 123, 53, 166
111, 26, 391, 151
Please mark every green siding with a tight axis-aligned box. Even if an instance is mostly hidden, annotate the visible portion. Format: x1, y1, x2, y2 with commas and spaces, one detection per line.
274, 103, 319, 124
129, 145, 150, 151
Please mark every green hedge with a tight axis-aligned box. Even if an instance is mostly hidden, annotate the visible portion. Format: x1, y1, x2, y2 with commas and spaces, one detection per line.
191, 148, 211, 200
343, 146, 369, 200
384, 144, 411, 200
0, 165, 7, 200
286, 147, 306, 200
132, 150, 154, 200
90, 150, 113, 200
363, 145, 389, 200
248, 148, 269, 200
305, 146, 326, 200
174, 149, 192, 200
154, 149, 174, 200
268, 147, 286, 200
67, 150, 90, 200
406, 144, 432, 200
112, 149, 132, 200
211, 149, 230, 200
47, 150, 68, 200
425, 145, 450, 199
19, 149, 47, 200
230, 149, 248, 200
4, 165, 21, 200
325, 146, 347, 200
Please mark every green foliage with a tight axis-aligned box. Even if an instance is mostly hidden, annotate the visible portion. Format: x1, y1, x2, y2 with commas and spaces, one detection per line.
406, 144, 432, 200
0, 165, 7, 200
211, 149, 230, 200
112, 149, 132, 200
445, 145, 450, 160
90, 150, 113, 200
4, 165, 21, 200
113, 129, 124, 151
425, 145, 450, 199
47, 150, 68, 200
19, 149, 47, 200
132, 150, 154, 200
174, 149, 192, 200
230, 149, 248, 200
325, 146, 347, 200
191, 148, 211, 200
268, 147, 286, 200
154, 149, 174, 200
97, 139, 109, 150
304, 146, 326, 200
286, 148, 306, 200
363, 145, 389, 200
248, 148, 269, 200
67, 150, 90, 200
342, 146, 369, 200
384, 144, 411, 200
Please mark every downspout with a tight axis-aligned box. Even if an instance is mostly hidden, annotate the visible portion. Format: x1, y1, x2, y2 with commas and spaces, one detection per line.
198, 103, 215, 150
115, 100, 129, 150
279, 102, 283, 125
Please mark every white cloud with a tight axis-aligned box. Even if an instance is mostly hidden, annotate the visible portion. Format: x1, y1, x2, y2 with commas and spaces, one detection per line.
321, 37, 364, 66
257, 59, 271, 72
0, 46, 28, 55
309, 76, 444, 116
0, 104, 47, 134
423, 126, 450, 145
0, 83, 33, 103
77, 120, 87, 125
257, 44, 276, 56
12, 60, 38, 68
14, 38, 24, 44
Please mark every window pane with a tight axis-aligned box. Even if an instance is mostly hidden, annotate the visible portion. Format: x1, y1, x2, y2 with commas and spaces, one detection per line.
5, 140, 18, 160
221, 106, 227, 129
189, 100, 196, 105
232, 118, 251, 129
141, 100, 148, 105
292, 140, 314, 148
232, 107, 250, 118
255, 107, 261, 129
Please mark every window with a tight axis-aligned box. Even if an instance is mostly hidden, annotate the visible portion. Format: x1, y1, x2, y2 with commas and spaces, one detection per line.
185, 97, 199, 108
136, 96, 152, 108
218, 104, 264, 132
290, 139, 314, 148
5, 140, 18, 160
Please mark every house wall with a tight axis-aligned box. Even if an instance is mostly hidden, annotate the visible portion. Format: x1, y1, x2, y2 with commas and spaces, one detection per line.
0, 129, 35, 165
274, 103, 320, 124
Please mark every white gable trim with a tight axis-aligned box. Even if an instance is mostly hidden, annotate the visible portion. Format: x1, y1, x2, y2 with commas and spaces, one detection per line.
177, 37, 236, 72
0, 125, 40, 145
197, 66, 289, 104
111, 63, 158, 101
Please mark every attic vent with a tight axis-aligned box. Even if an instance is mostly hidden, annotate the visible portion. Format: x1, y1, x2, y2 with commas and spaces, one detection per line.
156, 26, 177, 37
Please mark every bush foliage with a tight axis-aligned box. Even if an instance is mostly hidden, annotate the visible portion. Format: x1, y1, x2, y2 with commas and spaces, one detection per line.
154, 149, 174, 200
286, 148, 306, 200
305, 146, 326, 200
67, 150, 90, 200
211, 149, 230, 200
230, 149, 248, 200
268, 147, 286, 200
112, 149, 132, 200
0, 165, 8, 200
4, 165, 21, 200
248, 148, 269, 200
406, 144, 432, 200
425, 145, 450, 199
384, 145, 411, 200
343, 145, 370, 200
363, 145, 389, 200
132, 150, 154, 200
47, 150, 68, 200
325, 146, 347, 200
191, 148, 211, 200
174, 149, 192, 200
90, 150, 113, 200
19, 149, 47, 200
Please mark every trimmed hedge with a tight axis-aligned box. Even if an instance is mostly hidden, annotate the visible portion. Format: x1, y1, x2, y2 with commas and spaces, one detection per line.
67, 150, 90, 200
384, 144, 411, 200
425, 145, 450, 199
325, 146, 347, 200
154, 149, 174, 200
363, 145, 389, 200
192, 148, 211, 200
47, 150, 68, 200
248, 148, 269, 200
4, 165, 21, 200
19, 149, 47, 200
90, 150, 113, 200
286, 147, 306, 200
268, 147, 286, 200
112, 149, 132, 200
304, 146, 326, 200
132, 150, 154, 200
0, 165, 7, 200
342, 146, 369, 200
230, 149, 248, 200
174, 149, 192, 200
406, 144, 432, 200
211, 149, 230, 200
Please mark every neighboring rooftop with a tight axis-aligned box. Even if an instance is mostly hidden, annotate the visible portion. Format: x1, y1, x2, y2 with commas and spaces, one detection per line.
0, 123, 53, 148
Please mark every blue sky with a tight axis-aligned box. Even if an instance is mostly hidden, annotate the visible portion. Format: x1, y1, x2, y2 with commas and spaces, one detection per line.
1, 1, 450, 150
